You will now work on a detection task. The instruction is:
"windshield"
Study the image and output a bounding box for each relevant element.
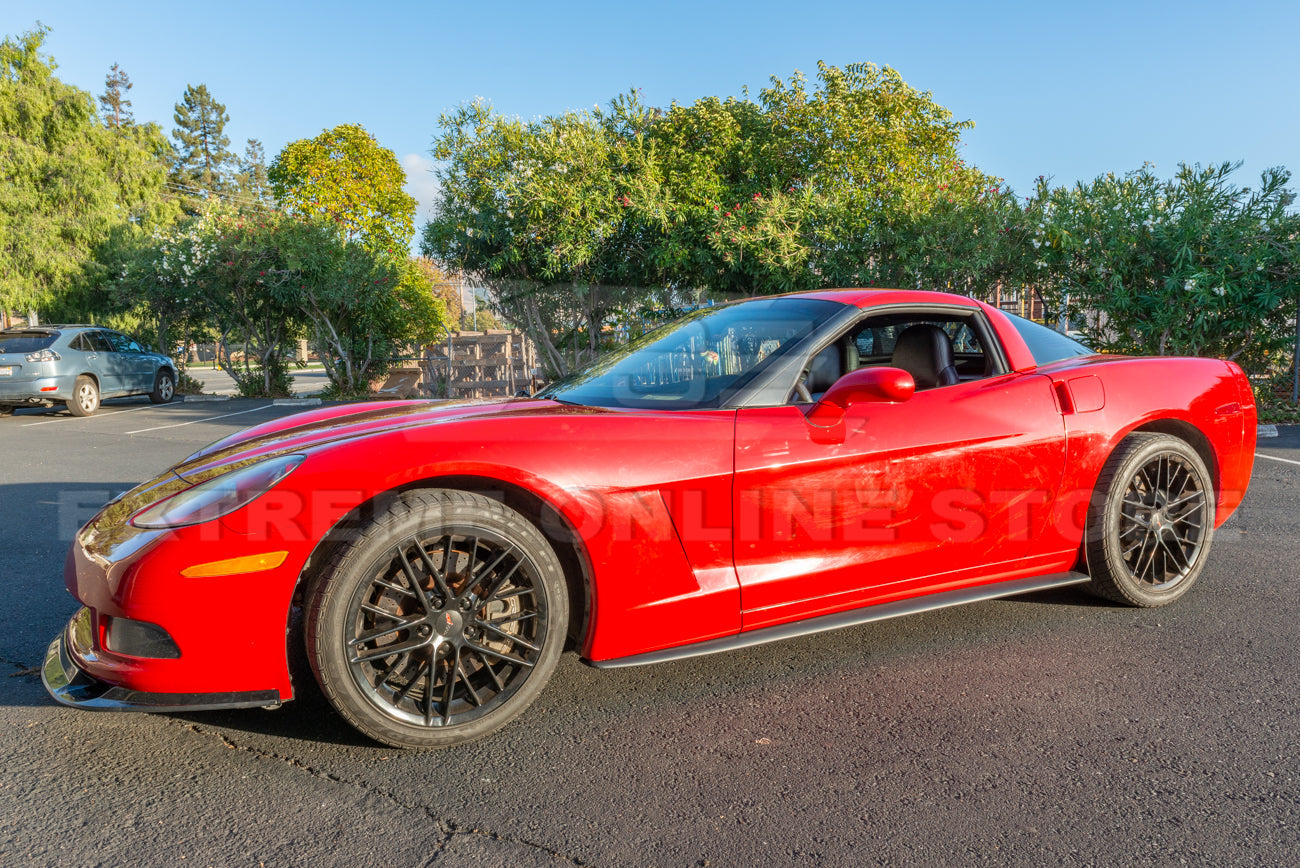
[539,298,844,409]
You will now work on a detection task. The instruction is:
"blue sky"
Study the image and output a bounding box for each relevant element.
[5,0,1297,225]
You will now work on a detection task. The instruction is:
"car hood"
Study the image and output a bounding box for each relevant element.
[173,398,611,480]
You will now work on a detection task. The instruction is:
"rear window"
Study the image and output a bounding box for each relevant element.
[0,332,57,354]
[1005,314,1094,365]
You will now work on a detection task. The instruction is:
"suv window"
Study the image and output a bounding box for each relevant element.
[88,331,116,353]
[0,332,58,354]
[103,331,143,354]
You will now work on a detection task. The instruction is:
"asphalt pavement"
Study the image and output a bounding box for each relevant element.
[187,365,330,397]
[0,403,1297,866]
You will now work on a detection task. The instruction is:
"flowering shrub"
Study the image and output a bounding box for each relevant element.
[1028,162,1299,372]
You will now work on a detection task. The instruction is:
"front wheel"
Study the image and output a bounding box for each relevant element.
[67,376,100,417]
[306,489,568,748]
[1085,433,1214,607]
[150,369,176,404]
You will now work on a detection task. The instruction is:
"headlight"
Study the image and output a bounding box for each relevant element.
[130,455,305,529]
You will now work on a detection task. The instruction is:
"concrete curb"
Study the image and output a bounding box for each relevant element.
[273,398,322,407]
[183,394,231,402]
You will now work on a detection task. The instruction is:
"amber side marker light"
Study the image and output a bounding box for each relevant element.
[181,551,289,578]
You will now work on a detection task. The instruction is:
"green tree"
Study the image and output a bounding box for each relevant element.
[268,124,416,251]
[235,138,272,205]
[423,63,997,375]
[287,235,447,394]
[99,63,133,128]
[171,83,233,193]
[127,206,447,396]
[0,26,174,325]
[424,97,675,374]
[1032,162,1300,369]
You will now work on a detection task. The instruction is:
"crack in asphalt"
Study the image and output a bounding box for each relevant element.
[1,656,38,678]
[178,722,592,867]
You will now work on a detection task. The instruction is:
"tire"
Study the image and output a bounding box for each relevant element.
[1085,433,1214,607]
[150,369,176,404]
[67,376,100,417]
[306,489,568,748]
[0,405,14,417]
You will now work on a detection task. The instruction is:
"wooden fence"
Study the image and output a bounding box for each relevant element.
[419,330,540,399]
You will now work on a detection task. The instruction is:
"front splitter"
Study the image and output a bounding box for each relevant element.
[42,617,280,713]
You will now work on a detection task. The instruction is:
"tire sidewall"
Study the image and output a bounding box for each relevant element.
[151,370,176,403]
[1090,435,1214,606]
[308,491,567,748]
[68,376,99,416]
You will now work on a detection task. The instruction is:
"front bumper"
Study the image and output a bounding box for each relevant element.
[42,608,280,713]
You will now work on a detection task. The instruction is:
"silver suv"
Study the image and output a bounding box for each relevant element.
[0,326,177,417]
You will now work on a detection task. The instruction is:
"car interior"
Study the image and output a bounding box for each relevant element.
[794,312,1000,402]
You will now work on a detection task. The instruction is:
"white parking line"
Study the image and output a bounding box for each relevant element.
[20,404,163,428]
[125,404,273,435]
[1255,452,1300,468]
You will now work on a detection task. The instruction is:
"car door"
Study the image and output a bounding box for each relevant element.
[732,312,1068,631]
[82,331,122,394]
[101,331,155,396]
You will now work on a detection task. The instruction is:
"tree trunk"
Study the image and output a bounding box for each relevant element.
[1293,304,1299,405]
[522,295,567,377]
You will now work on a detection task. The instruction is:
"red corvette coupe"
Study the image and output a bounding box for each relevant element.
[43,290,1256,748]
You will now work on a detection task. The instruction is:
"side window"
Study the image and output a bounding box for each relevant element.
[88,331,116,353]
[846,314,999,383]
[69,334,90,352]
[104,332,136,354]
[1004,313,1093,365]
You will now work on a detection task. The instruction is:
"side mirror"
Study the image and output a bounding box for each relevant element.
[807,366,915,426]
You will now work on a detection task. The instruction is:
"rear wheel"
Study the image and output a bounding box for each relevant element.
[150,369,176,404]
[306,489,567,748]
[67,376,100,417]
[0,405,14,417]
[1085,433,1214,607]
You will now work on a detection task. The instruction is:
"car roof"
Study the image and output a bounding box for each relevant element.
[0,324,102,334]
[786,288,983,309]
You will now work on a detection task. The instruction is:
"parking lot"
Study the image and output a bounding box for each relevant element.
[1,398,1298,866]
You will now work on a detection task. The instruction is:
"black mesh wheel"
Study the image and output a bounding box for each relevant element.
[1085,433,1214,607]
[307,489,567,748]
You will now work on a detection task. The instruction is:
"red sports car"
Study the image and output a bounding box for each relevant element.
[43,290,1256,748]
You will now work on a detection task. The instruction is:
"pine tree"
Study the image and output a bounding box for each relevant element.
[171,83,233,193]
[99,63,133,128]
[235,138,271,205]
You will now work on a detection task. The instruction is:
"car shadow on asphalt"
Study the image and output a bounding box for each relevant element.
[1006,584,1113,607]
[171,684,377,749]
[164,586,1119,747]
